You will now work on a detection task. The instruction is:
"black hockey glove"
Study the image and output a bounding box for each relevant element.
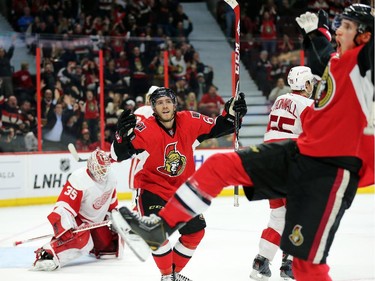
[116,109,136,143]
[317,10,330,31]
[224,92,247,124]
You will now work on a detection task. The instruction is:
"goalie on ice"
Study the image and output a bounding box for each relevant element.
[32,148,124,271]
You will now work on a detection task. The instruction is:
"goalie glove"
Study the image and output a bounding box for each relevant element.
[116,109,136,144]
[296,10,331,41]
[223,92,247,124]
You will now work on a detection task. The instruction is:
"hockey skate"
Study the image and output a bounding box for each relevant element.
[114,206,178,251]
[110,209,151,261]
[280,254,294,280]
[161,273,175,281]
[250,254,272,281]
[31,248,59,271]
[175,272,193,281]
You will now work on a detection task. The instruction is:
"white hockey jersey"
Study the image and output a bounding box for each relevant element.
[264,93,313,142]
[49,167,118,232]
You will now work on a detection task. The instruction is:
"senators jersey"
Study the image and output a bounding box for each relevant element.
[298,37,373,162]
[121,111,234,201]
[129,105,154,189]
[49,167,118,231]
[264,93,313,142]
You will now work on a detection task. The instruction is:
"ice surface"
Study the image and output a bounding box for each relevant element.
[0,195,374,280]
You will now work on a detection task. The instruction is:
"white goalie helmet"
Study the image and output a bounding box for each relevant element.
[87,148,111,183]
[287,66,316,92]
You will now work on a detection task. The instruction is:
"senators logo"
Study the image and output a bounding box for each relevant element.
[314,66,335,109]
[289,224,304,246]
[157,142,187,177]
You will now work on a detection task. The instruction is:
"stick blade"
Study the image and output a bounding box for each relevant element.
[68,143,80,162]
[223,0,238,9]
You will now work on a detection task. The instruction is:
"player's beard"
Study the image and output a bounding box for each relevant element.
[158,111,175,123]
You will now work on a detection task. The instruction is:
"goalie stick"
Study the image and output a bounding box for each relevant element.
[13,220,111,246]
[224,0,241,207]
[68,143,88,162]
[14,213,150,262]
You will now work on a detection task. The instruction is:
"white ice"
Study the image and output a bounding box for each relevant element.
[0,194,374,281]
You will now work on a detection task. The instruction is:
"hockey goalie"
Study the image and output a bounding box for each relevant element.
[32,148,124,271]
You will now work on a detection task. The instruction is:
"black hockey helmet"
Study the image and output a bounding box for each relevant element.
[149,87,177,108]
[341,4,374,33]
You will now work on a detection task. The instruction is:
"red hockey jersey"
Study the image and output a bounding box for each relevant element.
[297,45,373,161]
[129,111,232,201]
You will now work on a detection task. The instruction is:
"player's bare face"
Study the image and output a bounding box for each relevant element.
[335,19,357,56]
[154,96,176,125]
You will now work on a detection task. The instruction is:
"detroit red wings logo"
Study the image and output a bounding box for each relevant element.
[92,190,112,210]
[157,142,187,177]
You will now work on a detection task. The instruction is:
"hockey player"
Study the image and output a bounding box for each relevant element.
[32,148,123,271]
[112,4,374,281]
[111,87,247,281]
[129,85,159,191]
[250,66,315,281]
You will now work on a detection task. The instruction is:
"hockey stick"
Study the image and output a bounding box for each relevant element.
[224,0,241,207]
[68,143,88,162]
[13,220,111,246]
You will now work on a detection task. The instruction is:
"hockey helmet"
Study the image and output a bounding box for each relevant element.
[87,148,111,183]
[341,4,373,33]
[146,85,160,104]
[149,87,177,108]
[287,66,315,92]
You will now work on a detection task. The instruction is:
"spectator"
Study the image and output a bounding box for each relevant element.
[170,47,187,81]
[148,49,166,87]
[191,72,208,102]
[171,4,193,38]
[104,59,128,94]
[17,6,33,32]
[269,56,283,85]
[0,36,16,97]
[12,62,35,103]
[268,78,291,104]
[83,90,99,142]
[0,95,27,151]
[277,34,295,54]
[259,11,277,56]
[42,102,72,151]
[75,128,92,151]
[198,85,225,117]
[41,60,56,89]
[129,46,149,97]
[185,91,198,111]
[254,50,272,98]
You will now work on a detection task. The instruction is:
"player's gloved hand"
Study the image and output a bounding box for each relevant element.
[116,109,136,143]
[58,228,74,242]
[233,92,247,118]
[296,10,331,41]
[296,11,319,35]
[224,92,247,123]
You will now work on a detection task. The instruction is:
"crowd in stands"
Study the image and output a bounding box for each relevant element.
[0,0,228,153]
[216,0,356,99]
[0,0,363,153]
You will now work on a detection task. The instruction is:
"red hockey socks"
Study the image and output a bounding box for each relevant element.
[173,230,205,273]
[293,258,332,281]
[152,240,173,275]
